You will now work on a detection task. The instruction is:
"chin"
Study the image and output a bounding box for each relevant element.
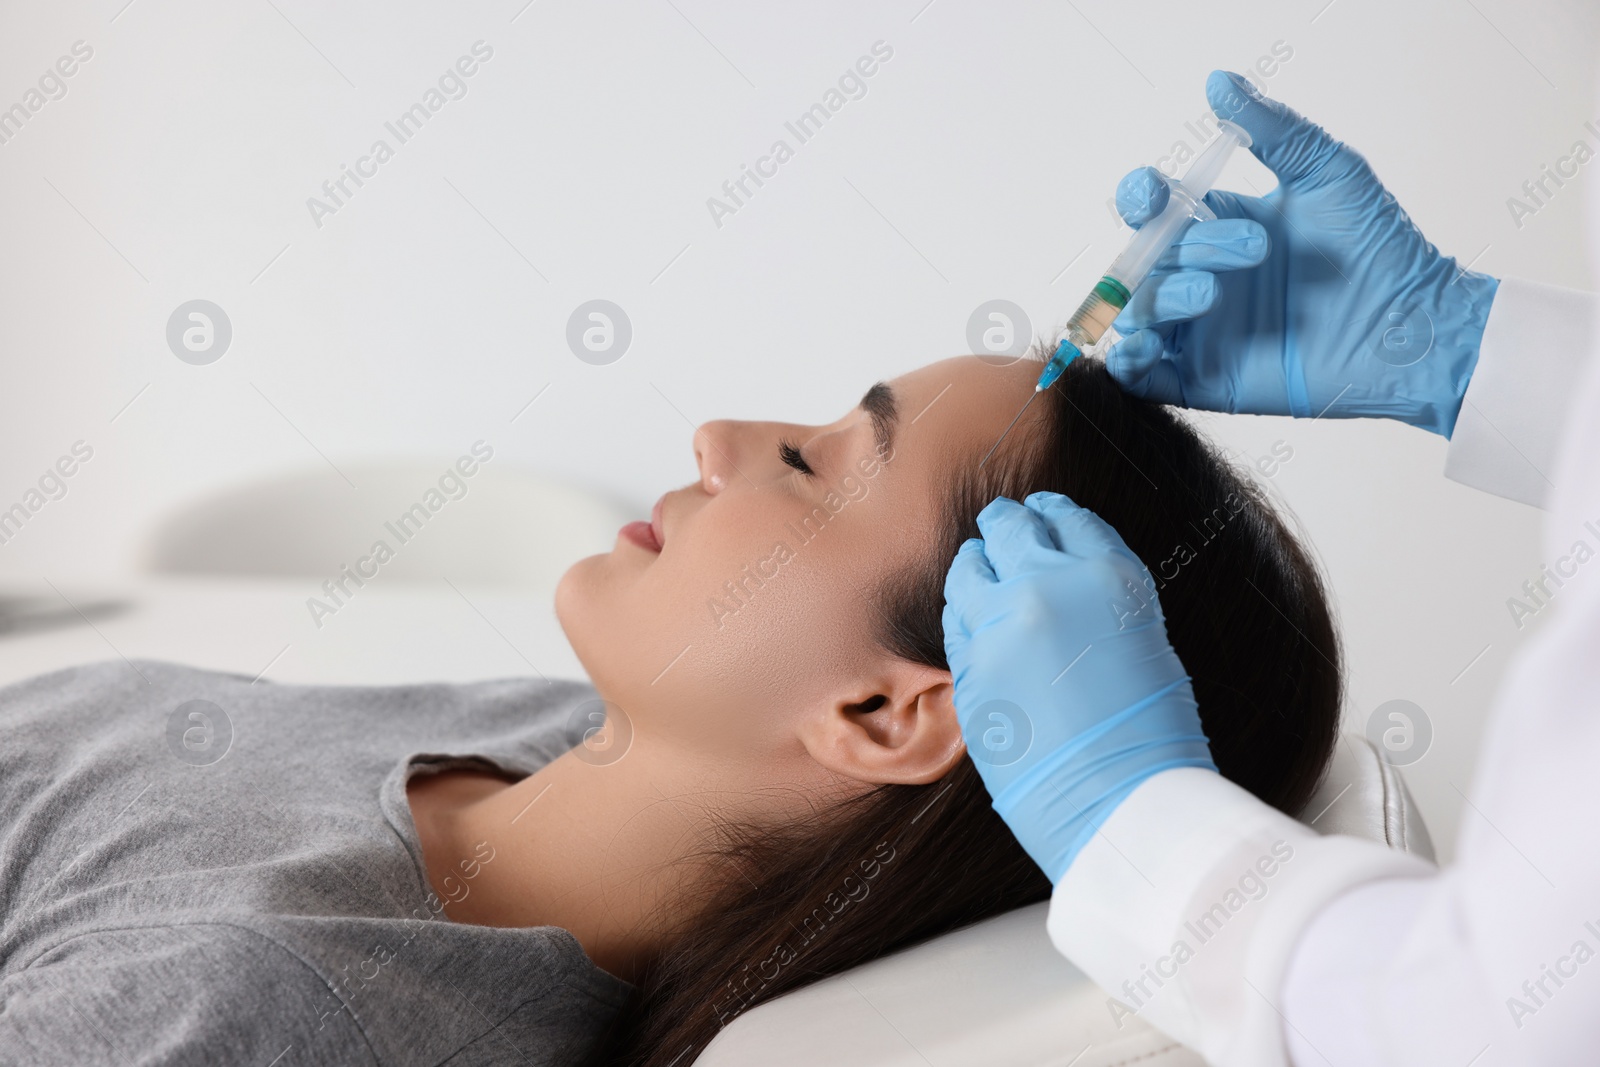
[554,554,621,687]
[553,555,599,638]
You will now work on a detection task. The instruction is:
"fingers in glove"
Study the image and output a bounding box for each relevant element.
[1206,69,1341,186]
[1114,271,1219,333]
[1115,166,1170,228]
[973,497,1064,582]
[1104,329,1186,406]
[1152,218,1269,272]
[1023,492,1143,566]
[943,536,997,614]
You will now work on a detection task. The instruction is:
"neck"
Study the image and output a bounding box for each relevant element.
[412,731,824,982]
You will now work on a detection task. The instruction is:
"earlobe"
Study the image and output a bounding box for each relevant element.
[798,668,966,787]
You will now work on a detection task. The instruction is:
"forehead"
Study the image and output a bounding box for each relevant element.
[882,356,1045,466]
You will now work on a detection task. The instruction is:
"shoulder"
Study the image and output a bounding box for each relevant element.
[0,660,258,736]
[4,923,378,1066]
[1,658,255,700]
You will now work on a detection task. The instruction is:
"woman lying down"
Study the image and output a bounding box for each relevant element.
[0,351,1340,1067]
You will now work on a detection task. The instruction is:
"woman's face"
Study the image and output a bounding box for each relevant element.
[555,355,1043,768]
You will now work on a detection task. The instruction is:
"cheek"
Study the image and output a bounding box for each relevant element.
[674,498,918,726]
[561,525,867,734]
[555,488,921,756]
[686,539,866,703]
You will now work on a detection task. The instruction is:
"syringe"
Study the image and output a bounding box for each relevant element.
[979,119,1253,467]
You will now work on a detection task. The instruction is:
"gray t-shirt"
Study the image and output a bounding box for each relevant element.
[0,659,633,1066]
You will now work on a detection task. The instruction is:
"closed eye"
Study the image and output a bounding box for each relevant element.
[777,438,815,477]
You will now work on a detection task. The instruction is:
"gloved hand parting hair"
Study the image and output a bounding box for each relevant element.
[941,492,1216,882]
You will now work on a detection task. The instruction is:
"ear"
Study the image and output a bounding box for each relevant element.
[795,662,965,786]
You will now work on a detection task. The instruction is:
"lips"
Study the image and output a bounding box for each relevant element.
[619,494,668,554]
[619,520,660,553]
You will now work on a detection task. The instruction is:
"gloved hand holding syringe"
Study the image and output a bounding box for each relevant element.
[980,119,1252,466]
[951,65,1502,887]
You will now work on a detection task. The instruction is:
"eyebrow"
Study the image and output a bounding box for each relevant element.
[860,381,897,457]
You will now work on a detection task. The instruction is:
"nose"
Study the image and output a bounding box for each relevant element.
[693,419,741,494]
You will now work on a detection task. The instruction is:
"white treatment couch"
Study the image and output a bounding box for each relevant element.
[2,463,1436,1067]
[696,731,1435,1066]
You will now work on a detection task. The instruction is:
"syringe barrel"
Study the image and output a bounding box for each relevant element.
[1181,119,1250,201]
[1103,120,1251,293]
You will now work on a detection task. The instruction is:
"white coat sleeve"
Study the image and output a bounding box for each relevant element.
[1044,770,1431,1067]
[1443,278,1596,508]
[1046,278,1600,1067]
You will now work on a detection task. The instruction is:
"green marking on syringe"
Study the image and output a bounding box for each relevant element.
[1094,276,1131,308]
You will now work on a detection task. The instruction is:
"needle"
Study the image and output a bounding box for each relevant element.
[978,335,1080,470]
[978,388,1040,469]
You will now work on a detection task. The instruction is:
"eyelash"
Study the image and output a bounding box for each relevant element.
[777,439,815,477]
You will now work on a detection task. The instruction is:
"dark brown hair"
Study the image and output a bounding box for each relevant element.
[588,353,1341,1065]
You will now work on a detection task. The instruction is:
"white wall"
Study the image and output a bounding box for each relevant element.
[1,0,1596,860]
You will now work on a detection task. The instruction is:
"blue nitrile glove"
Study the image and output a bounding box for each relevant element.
[1105,70,1500,437]
[941,492,1216,882]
